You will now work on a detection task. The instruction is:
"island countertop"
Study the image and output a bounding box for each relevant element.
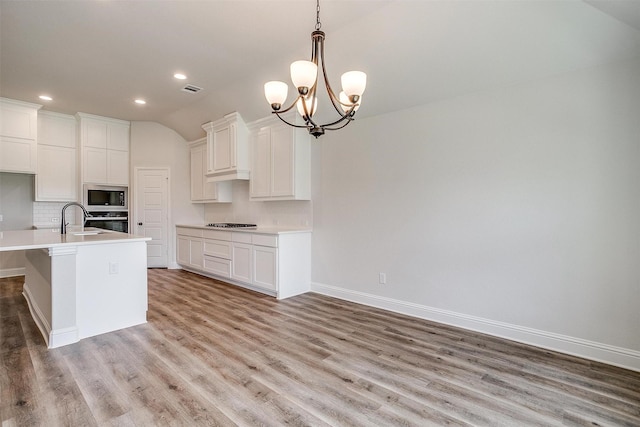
[0,228,151,252]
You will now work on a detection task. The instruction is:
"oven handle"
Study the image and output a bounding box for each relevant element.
[86,217,128,221]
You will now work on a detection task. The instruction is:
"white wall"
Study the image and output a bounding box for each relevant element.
[129,121,203,267]
[311,58,640,370]
[0,172,34,276]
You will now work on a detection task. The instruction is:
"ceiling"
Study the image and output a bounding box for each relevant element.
[1,0,639,142]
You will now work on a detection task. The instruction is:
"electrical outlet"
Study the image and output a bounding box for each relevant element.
[109,262,119,275]
[379,272,387,285]
[0,214,3,222]
[51,217,59,222]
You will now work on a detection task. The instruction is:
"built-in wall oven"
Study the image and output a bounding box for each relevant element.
[83,185,128,232]
[85,211,128,233]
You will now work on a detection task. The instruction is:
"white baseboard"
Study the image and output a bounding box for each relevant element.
[24,282,79,348]
[49,326,80,349]
[311,282,640,373]
[0,267,25,278]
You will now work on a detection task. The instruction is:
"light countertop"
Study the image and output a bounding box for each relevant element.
[0,228,151,252]
[176,224,312,235]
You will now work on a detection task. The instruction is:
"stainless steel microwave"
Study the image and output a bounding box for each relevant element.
[84,185,128,211]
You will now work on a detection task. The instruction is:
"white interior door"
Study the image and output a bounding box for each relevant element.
[135,168,169,267]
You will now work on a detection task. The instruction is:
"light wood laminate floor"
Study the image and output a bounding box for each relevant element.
[1,269,639,426]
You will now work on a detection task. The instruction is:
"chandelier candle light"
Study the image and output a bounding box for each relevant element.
[264,0,367,138]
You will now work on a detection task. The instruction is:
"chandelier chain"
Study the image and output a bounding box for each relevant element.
[315,0,321,30]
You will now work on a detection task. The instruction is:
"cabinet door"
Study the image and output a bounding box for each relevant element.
[270,124,295,197]
[189,238,204,269]
[0,101,38,140]
[38,113,76,148]
[83,119,108,148]
[0,136,37,173]
[202,146,218,200]
[231,242,252,283]
[191,143,218,202]
[211,126,233,173]
[107,150,129,185]
[177,235,190,266]
[36,145,77,201]
[204,239,232,259]
[83,147,107,183]
[108,123,130,151]
[190,145,204,201]
[203,255,231,278]
[253,245,277,291]
[250,129,271,198]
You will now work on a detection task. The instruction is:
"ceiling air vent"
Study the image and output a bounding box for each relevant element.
[181,84,203,94]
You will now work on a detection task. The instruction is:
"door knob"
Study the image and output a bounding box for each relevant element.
[138,222,143,226]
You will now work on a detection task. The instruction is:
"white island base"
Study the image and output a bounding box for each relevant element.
[13,234,149,348]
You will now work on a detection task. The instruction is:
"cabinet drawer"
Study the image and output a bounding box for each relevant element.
[176,227,204,238]
[204,239,232,259]
[232,232,252,244]
[252,234,278,248]
[203,255,231,278]
[203,229,231,241]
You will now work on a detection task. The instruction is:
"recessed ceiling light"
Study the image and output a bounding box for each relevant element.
[39,95,53,101]
[174,73,187,80]
[134,99,146,105]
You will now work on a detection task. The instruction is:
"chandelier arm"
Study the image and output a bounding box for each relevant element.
[323,118,354,131]
[316,33,348,116]
[319,110,355,129]
[275,100,299,115]
[272,111,312,130]
[308,84,319,118]
[302,105,321,129]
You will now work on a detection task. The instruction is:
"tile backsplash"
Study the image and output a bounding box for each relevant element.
[204,181,312,227]
[33,202,77,227]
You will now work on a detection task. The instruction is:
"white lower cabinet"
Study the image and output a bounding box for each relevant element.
[253,245,277,291]
[203,256,231,278]
[176,228,203,270]
[203,229,232,278]
[231,242,252,284]
[176,226,310,299]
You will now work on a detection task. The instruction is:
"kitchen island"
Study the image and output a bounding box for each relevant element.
[0,228,151,348]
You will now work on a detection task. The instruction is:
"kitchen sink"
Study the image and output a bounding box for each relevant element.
[72,231,104,236]
[71,227,109,236]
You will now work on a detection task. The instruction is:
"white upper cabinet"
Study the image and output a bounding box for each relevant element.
[0,97,41,174]
[249,115,310,201]
[189,138,232,203]
[36,111,77,202]
[38,110,76,148]
[202,112,249,182]
[77,112,130,186]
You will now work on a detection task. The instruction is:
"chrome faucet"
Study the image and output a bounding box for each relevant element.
[61,202,93,234]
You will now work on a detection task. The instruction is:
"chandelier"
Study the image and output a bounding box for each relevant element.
[264,0,367,138]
